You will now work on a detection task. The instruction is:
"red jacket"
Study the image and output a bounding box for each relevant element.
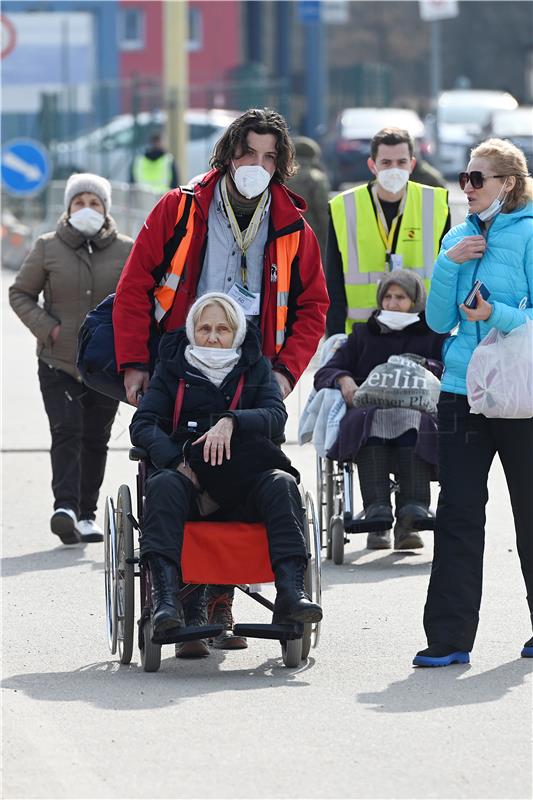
[113,169,329,386]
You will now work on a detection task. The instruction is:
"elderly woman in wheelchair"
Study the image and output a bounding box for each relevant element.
[313,270,448,551]
[129,292,322,651]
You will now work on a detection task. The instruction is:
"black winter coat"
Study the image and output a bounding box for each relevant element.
[130,324,288,473]
[314,311,448,391]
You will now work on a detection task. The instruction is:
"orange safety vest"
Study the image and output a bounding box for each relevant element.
[153,189,301,352]
[153,190,196,323]
[274,231,300,353]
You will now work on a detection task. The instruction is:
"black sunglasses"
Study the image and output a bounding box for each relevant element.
[458,171,507,190]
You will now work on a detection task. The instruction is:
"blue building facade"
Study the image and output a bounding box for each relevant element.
[2,1,120,147]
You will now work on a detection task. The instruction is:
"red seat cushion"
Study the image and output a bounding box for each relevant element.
[181,521,275,584]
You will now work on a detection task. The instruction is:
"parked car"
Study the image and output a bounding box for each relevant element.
[52,108,240,184]
[322,107,430,189]
[484,107,533,171]
[433,90,518,178]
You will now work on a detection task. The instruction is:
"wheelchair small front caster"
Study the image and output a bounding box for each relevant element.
[331,515,345,565]
[281,637,303,668]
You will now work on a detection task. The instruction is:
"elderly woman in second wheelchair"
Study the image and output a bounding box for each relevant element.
[129,292,322,651]
[314,270,448,551]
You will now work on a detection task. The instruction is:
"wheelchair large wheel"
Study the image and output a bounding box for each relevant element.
[281,637,303,668]
[324,459,334,560]
[316,456,334,558]
[104,496,118,654]
[316,456,324,539]
[331,515,345,565]
[301,490,322,658]
[116,485,135,665]
[139,618,161,673]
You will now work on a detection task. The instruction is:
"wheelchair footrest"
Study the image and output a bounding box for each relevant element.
[412,517,436,531]
[233,623,303,641]
[152,624,224,645]
[345,518,393,533]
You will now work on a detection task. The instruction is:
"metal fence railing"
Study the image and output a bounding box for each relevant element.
[2,181,467,273]
[1,182,163,271]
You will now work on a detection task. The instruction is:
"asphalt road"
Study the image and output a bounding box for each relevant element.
[1,256,531,799]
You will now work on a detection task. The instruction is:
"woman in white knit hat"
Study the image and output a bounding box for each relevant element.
[9,173,133,545]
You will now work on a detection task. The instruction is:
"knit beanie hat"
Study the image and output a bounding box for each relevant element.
[185,292,247,348]
[64,173,112,215]
[376,269,427,312]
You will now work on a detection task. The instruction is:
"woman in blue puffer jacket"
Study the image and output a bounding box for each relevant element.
[413,138,533,667]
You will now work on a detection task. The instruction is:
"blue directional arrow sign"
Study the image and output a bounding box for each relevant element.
[1,138,51,196]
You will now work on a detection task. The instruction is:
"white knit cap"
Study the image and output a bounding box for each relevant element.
[186,292,247,348]
[64,173,112,215]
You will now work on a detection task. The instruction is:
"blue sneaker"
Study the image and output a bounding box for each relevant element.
[521,637,533,658]
[413,645,470,667]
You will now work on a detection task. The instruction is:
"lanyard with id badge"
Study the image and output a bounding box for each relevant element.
[371,183,406,271]
[221,177,269,315]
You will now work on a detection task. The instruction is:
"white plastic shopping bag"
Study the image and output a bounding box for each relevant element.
[466,319,533,418]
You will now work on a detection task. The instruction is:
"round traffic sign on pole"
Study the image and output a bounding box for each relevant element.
[1,14,16,60]
[1,138,51,197]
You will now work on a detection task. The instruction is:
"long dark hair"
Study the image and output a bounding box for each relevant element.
[210,108,296,182]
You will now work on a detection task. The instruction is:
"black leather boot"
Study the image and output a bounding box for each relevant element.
[176,586,210,658]
[148,555,184,634]
[273,559,323,623]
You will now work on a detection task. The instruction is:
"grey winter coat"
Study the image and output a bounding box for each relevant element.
[9,214,133,380]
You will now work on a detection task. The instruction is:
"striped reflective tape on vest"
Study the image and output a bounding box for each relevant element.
[274,231,300,352]
[421,184,440,277]
[153,192,196,323]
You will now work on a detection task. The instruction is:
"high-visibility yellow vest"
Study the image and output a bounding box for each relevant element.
[133,153,174,193]
[330,181,449,332]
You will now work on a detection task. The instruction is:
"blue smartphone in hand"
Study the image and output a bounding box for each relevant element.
[463,280,490,309]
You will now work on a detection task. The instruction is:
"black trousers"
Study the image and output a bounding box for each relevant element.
[140,468,308,572]
[423,392,533,651]
[38,360,119,519]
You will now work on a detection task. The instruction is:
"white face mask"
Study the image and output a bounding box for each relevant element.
[189,345,237,362]
[69,207,105,237]
[185,344,240,387]
[376,168,410,194]
[232,162,272,199]
[477,180,508,222]
[377,310,419,331]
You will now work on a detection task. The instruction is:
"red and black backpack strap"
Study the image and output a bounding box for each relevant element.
[172,378,186,431]
[172,373,245,431]
[228,374,245,410]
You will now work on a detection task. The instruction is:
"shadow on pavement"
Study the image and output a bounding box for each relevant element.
[2,654,314,711]
[321,550,431,589]
[0,545,101,578]
[358,659,532,712]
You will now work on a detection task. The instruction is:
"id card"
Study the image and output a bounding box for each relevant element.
[390,253,403,270]
[228,283,261,315]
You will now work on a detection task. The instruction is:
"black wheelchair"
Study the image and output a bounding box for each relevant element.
[316,454,436,565]
[104,447,322,671]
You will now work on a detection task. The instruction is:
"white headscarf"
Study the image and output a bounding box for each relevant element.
[184,292,247,387]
